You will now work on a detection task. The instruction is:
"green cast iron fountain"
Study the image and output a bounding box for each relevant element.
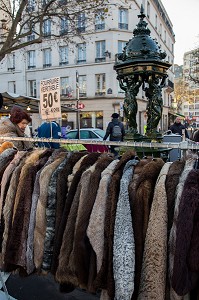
[114,4,171,141]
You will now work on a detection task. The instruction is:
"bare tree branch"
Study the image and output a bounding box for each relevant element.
[0,0,111,61]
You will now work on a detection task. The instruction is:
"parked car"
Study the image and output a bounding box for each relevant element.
[65,128,109,152]
[65,128,107,140]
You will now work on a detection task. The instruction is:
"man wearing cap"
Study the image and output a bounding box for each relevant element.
[103,113,125,157]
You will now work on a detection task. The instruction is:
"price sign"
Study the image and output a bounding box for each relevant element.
[40,77,61,120]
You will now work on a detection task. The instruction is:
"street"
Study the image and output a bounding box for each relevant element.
[4,273,100,300]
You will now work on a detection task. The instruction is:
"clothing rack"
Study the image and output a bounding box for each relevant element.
[0,136,199,151]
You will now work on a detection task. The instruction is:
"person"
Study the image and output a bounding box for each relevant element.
[37,120,61,149]
[192,129,199,142]
[0,105,33,150]
[169,117,189,138]
[103,112,125,157]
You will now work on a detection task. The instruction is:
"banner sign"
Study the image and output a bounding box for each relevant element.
[40,77,61,120]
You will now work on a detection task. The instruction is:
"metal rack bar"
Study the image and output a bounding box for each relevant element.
[0,136,199,151]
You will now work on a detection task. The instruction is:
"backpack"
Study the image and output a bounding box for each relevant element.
[112,124,122,138]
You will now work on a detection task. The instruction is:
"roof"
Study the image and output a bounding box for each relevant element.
[0,92,78,114]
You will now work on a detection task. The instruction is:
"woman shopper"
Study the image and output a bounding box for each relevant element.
[0,105,33,150]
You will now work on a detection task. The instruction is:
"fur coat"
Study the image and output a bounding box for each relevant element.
[51,151,88,275]
[55,152,101,285]
[71,155,113,292]
[26,150,53,275]
[138,162,171,300]
[0,151,26,222]
[113,159,139,300]
[42,157,69,271]
[87,159,119,273]
[2,153,30,268]
[0,148,17,186]
[94,150,136,299]
[3,150,45,271]
[130,158,165,299]
[33,152,66,271]
[169,159,195,300]
[172,168,199,296]
[56,163,97,286]
[54,152,100,280]
[165,160,185,300]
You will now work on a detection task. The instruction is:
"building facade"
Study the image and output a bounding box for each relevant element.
[0,0,175,133]
[181,49,199,128]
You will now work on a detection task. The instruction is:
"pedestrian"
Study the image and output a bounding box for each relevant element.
[169,117,189,138]
[103,113,125,157]
[0,105,33,150]
[37,120,62,149]
[192,129,199,142]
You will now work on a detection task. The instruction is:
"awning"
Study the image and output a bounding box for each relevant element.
[0,92,78,114]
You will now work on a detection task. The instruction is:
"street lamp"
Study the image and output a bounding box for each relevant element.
[114,5,171,140]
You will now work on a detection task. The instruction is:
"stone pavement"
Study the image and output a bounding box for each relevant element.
[4,273,100,300]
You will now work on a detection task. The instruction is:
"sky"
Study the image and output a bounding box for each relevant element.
[161,0,199,65]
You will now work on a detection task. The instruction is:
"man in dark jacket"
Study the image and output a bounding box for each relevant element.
[169,117,189,138]
[103,113,125,157]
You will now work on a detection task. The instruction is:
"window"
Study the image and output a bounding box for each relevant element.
[95,73,106,96]
[95,11,105,30]
[155,14,157,29]
[119,8,128,30]
[8,81,16,93]
[60,77,70,96]
[28,80,37,97]
[77,43,86,63]
[7,53,15,71]
[77,13,86,33]
[159,23,162,37]
[118,41,127,53]
[60,17,68,35]
[27,50,36,69]
[43,19,51,37]
[79,75,87,97]
[147,1,150,18]
[59,46,68,65]
[164,30,166,43]
[43,48,51,67]
[27,0,35,11]
[95,41,105,62]
[27,24,35,41]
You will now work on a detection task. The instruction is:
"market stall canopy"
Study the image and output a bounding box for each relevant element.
[0,92,78,114]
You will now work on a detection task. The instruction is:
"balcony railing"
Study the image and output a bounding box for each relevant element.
[95,91,106,96]
[95,57,106,63]
[118,23,128,30]
[59,61,69,66]
[77,59,86,64]
[43,63,52,68]
[7,67,15,71]
[95,23,105,31]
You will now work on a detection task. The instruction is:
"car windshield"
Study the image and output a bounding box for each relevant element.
[93,129,105,138]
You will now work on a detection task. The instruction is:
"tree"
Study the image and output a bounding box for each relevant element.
[173,78,187,112]
[0,0,110,62]
[189,48,199,85]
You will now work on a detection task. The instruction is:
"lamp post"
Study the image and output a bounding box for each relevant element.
[114,5,171,140]
[76,70,80,139]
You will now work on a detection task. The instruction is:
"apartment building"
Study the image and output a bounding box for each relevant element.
[181,49,199,128]
[0,0,175,133]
